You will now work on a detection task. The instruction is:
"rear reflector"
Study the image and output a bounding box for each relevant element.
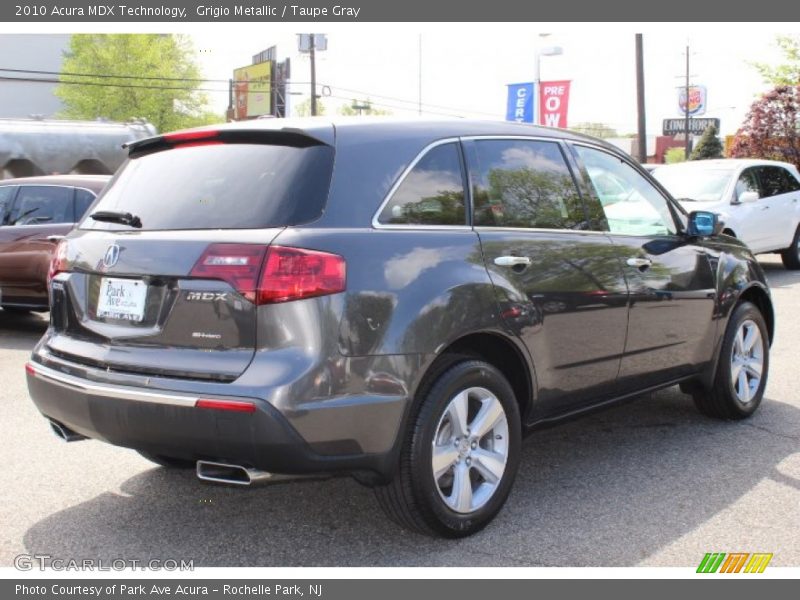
[195,399,256,413]
[25,363,36,376]
[190,244,346,305]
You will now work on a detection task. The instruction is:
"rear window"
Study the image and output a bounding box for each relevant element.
[80,143,334,231]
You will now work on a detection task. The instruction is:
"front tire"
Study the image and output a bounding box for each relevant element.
[375,360,521,538]
[692,301,769,420]
[780,225,800,270]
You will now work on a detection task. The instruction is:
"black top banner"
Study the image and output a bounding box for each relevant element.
[3,0,800,22]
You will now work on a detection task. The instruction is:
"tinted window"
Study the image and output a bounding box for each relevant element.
[0,186,16,224]
[81,143,334,231]
[470,139,584,229]
[758,166,799,197]
[10,186,72,225]
[735,168,761,200]
[377,143,466,226]
[74,188,96,220]
[574,145,676,236]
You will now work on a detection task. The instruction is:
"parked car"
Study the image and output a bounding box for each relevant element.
[26,120,773,537]
[0,175,110,312]
[652,159,800,268]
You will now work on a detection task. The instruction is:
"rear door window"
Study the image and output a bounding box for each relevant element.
[9,185,73,225]
[467,139,586,230]
[81,143,334,231]
[757,166,800,197]
[376,142,467,226]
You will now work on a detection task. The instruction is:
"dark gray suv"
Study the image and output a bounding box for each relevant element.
[26,119,774,537]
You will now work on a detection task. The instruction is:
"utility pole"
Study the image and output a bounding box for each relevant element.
[310,34,317,116]
[684,44,691,159]
[635,34,647,163]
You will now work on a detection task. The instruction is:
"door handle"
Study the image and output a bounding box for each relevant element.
[626,257,652,269]
[46,235,65,243]
[760,205,770,210]
[494,256,532,267]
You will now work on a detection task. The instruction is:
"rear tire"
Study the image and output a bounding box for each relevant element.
[1,306,31,315]
[375,360,521,538]
[780,225,800,270]
[692,301,769,420]
[137,451,195,469]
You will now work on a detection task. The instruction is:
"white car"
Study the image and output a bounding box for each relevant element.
[652,159,800,269]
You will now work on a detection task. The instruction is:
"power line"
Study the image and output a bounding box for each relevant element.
[0,66,228,84]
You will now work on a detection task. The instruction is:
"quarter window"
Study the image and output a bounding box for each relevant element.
[736,168,761,200]
[74,188,97,220]
[377,143,466,226]
[574,145,676,236]
[470,139,585,229]
[9,186,72,226]
[0,186,16,224]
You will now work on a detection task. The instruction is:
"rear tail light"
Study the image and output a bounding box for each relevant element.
[48,239,69,284]
[190,244,346,305]
[258,246,346,304]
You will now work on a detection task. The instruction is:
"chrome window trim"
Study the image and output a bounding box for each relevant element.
[472,225,609,237]
[371,137,465,230]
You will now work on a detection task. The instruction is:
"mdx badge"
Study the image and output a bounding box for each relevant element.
[186,292,228,302]
[102,244,120,268]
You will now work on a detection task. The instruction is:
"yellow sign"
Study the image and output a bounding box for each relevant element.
[233,61,271,119]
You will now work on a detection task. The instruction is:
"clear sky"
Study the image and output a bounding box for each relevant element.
[188,23,799,136]
[15,21,799,136]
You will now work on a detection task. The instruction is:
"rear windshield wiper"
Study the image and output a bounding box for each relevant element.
[90,210,142,228]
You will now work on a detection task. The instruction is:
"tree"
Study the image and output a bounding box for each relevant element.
[754,36,800,86]
[570,122,618,139]
[690,124,724,160]
[338,99,392,116]
[56,34,220,132]
[293,98,326,117]
[729,85,800,169]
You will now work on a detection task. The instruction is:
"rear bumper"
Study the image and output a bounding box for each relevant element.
[26,360,402,480]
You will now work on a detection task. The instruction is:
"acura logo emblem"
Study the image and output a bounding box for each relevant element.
[103,244,120,268]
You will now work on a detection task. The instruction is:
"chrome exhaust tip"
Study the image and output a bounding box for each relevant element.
[195,460,274,486]
[49,420,87,442]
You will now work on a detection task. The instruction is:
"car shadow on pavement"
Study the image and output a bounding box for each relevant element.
[21,388,800,567]
[759,260,800,288]
[0,310,47,350]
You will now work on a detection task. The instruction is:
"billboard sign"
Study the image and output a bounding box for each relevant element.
[539,80,571,128]
[233,61,271,119]
[506,82,534,123]
[678,85,707,116]
[663,117,720,136]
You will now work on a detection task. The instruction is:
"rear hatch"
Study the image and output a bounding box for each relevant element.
[46,126,336,381]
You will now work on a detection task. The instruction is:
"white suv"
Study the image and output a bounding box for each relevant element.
[653,159,800,269]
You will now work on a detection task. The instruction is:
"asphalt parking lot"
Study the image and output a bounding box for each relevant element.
[1,255,798,568]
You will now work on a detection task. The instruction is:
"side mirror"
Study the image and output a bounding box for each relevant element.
[687,210,723,238]
[736,191,759,204]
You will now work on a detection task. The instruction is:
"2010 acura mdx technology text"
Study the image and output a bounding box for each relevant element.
[26,119,774,537]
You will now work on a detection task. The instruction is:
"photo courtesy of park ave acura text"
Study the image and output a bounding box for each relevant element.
[0,11,799,577]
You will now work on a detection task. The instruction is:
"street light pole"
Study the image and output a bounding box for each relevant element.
[534,35,563,126]
[310,34,317,117]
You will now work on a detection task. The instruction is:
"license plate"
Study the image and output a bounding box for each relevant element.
[96,277,147,322]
